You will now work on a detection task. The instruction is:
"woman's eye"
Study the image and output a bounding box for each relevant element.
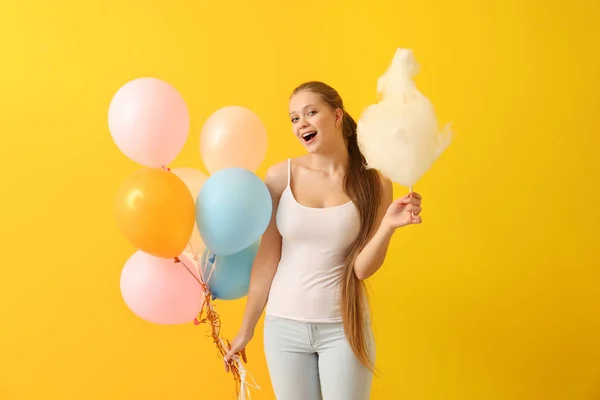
[291,117,299,123]
[307,110,316,116]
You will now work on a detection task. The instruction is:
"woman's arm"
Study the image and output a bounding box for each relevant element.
[353,174,422,280]
[238,161,287,335]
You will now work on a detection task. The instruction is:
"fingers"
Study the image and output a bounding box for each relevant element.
[401,197,421,206]
[223,347,248,372]
[394,194,411,204]
[223,345,234,372]
[407,205,422,215]
[394,192,422,204]
[223,357,231,372]
[223,353,235,372]
[411,214,422,224]
[396,196,420,206]
[224,350,231,372]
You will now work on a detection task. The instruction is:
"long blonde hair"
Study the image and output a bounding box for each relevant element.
[291,81,382,371]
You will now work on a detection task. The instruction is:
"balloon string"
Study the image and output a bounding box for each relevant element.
[174,254,260,399]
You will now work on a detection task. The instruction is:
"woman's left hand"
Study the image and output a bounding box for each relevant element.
[382,192,422,231]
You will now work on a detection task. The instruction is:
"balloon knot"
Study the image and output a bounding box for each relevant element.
[161,165,171,171]
[173,257,181,263]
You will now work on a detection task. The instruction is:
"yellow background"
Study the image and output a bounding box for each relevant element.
[1,0,599,399]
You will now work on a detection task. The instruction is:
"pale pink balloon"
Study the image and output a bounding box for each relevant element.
[200,106,268,174]
[109,77,190,168]
[120,251,203,325]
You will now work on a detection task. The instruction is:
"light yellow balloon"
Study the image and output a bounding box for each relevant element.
[199,106,268,174]
[171,167,208,256]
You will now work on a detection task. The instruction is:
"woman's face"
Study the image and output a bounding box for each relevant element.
[288,90,342,153]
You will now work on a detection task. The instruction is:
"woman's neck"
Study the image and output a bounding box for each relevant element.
[308,143,349,175]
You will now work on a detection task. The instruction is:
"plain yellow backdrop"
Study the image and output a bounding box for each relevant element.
[1,0,599,399]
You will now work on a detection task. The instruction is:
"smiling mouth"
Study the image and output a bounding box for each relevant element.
[302,131,317,143]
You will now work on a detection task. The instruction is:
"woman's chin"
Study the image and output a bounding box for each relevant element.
[301,136,320,152]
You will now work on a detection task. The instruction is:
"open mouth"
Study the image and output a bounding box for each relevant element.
[302,131,317,143]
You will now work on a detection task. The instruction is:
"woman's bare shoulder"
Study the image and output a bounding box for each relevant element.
[287,155,313,175]
[264,159,289,196]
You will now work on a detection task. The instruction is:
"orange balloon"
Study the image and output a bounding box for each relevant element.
[114,168,196,258]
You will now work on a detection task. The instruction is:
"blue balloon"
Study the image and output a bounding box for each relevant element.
[196,167,272,255]
[200,241,260,300]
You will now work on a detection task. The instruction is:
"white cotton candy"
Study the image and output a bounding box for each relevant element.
[356,48,452,188]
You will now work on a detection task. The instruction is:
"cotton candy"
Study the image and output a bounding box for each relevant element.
[356,48,452,188]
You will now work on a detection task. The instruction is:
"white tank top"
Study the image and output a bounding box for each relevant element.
[265,159,361,323]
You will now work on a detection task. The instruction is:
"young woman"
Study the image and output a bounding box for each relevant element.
[224,81,423,399]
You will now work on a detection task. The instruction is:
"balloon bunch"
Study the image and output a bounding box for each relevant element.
[109,77,270,399]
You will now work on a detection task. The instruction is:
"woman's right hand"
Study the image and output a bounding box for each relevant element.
[223,328,253,372]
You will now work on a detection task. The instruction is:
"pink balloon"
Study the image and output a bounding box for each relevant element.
[109,77,190,168]
[120,251,203,325]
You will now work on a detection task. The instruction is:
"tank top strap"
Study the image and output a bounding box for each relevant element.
[287,158,291,187]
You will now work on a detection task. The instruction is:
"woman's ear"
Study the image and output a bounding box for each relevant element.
[335,108,344,127]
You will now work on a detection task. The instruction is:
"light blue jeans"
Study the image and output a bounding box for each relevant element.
[263,315,375,400]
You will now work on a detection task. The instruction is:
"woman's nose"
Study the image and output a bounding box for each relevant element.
[298,117,309,128]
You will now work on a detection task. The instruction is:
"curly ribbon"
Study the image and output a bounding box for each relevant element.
[174,253,260,399]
